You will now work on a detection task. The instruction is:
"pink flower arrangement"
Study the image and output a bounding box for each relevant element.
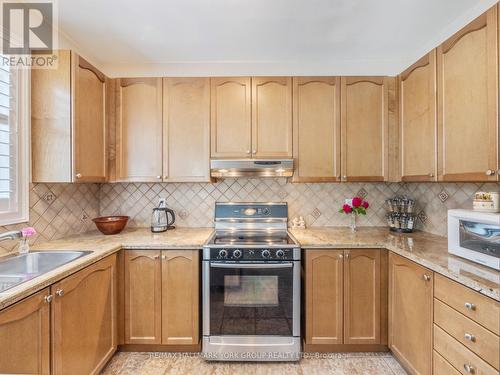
[339,197,369,215]
[21,227,36,237]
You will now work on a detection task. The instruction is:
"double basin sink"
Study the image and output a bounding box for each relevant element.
[0,251,92,293]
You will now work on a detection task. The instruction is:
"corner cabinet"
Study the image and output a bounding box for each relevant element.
[389,253,433,375]
[437,6,498,181]
[340,77,389,182]
[124,249,200,347]
[292,77,341,182]
[115,78,163,182]
[304,249,388,350]
[210,77,293,159]
[32,50,107,183]
[399,51,438,182]
[0,288,51,374]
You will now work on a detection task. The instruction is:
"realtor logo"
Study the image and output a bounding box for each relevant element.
[2,1,53,54]
[1,0,58,67]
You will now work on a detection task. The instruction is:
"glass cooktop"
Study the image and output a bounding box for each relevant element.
[210,232,297,246]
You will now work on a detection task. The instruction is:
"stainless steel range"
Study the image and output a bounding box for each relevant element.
[202,202,301,361]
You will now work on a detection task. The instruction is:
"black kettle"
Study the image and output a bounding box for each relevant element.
[151,199,175,233]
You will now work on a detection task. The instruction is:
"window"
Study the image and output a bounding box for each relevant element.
[0,58,29,225]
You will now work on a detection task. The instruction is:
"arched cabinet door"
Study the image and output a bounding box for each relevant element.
[341,76,389,182]
[399,52,437,182]
[124,250,162,344]
[210,77,252,158]
[161,250,200,345]
[437,6,498,181]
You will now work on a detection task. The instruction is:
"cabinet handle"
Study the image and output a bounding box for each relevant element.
[464,302,476,311]
[44,295,53,303]
[55,289,64,297]
[422,274,431,281]
[485,169,495,176]
[463,364,475,374]
[75,173,82,179]
[464,333,476,342]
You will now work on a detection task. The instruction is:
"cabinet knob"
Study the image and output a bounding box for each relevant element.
[464,333,476,342]
[464,302,476,311]
[55,289,64,297]
[345,252,350,259]
[156,175,161,179]
[252,150,256,154]
[463,364,475,374]
[428,173,434,177]
[422,274,431,281]
[339,254,343,259]
[343,175,347,179]
[44,295,53,303]
[161,255,166,260]
[154,255,160,259]
[246,150,251,154]
[485,169,495,176]
[75,173,82,179]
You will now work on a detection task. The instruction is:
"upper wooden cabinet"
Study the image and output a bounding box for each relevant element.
[341,77,389,181]
[399,51,438,182]
[51,254,116,375]
[163,78,210,182]
[252,77,293,158]
[389,253,433,375]
[211,77,252,158]
[293,77,341,182]
[437,6,498,181]
[116,78,163,182]
[210,77,293,159]
[0,288,51,375]
[32,50,107,182]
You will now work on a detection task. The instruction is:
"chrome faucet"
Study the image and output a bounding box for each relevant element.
[0,230,23,242]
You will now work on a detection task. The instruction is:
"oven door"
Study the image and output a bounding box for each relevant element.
[203,261,300,337]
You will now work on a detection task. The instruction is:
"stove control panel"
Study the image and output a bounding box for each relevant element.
[209,248,296,261]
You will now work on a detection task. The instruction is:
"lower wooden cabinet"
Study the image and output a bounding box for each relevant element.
[52,254,117,375]
[124,249,200,347]
[304,248,388,350]
[0,288,51,374]
[389,253,433,375]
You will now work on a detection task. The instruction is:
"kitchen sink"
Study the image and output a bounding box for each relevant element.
[0,251,92,293]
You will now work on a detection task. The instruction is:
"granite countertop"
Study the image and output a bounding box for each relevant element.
[291,227,499,301]
[0,226,498,311]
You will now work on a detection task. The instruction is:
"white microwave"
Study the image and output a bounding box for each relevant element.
[448,209,500,270]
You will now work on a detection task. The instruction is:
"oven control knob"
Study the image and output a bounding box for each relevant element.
[218,249,228,258]
[233,249,242,259]
[276,249,285,258]
[261,249,271,258]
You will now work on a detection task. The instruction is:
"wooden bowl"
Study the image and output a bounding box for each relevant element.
[92,216,129,235]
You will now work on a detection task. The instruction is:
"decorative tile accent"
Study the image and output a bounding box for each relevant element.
[356,188,368,199]
[417,210,428,224]
[438,190,449,202]
[42,190,56,204]
[311,208,321,219]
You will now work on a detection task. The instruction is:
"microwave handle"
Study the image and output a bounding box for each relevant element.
[210,262,293,269]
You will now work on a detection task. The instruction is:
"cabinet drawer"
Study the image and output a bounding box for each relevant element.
[434,325,498,375]
[434,299,499,370]
[434,274,499,334]
[434,351,461,375]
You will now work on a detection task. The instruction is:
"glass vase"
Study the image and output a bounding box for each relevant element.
[349,213,357,232]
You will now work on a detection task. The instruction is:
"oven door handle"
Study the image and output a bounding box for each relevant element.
[210,262,293,269]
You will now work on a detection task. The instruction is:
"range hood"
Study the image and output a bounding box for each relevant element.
[210,159,294,178]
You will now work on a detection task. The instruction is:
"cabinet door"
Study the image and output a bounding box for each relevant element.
[161,250,199,345]
[211,77,251,158]
[116,78,163,182]
[52,254,116,375]
[399,51,438,181]
[344,249,385,345]
[74,54,107,182]
[124,250,162,344]
[341,77,389,181]
[437,7,498,181]
[305,249,343,345]
[251,77,293,158]
[163,78,210,182]
[31,50,72,182]
[0,288,50,374]
[292,77,341,182]
[389,253,433,375]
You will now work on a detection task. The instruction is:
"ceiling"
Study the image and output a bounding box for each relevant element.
[58,0,498,77]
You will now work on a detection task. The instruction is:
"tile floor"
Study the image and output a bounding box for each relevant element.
[101,352,407,375]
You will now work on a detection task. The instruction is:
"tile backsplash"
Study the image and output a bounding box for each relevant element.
[100,179,500,237]
[0,183,100,253]
[0,179,497,254]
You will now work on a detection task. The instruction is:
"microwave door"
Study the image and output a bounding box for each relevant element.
[459,220,500,259]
